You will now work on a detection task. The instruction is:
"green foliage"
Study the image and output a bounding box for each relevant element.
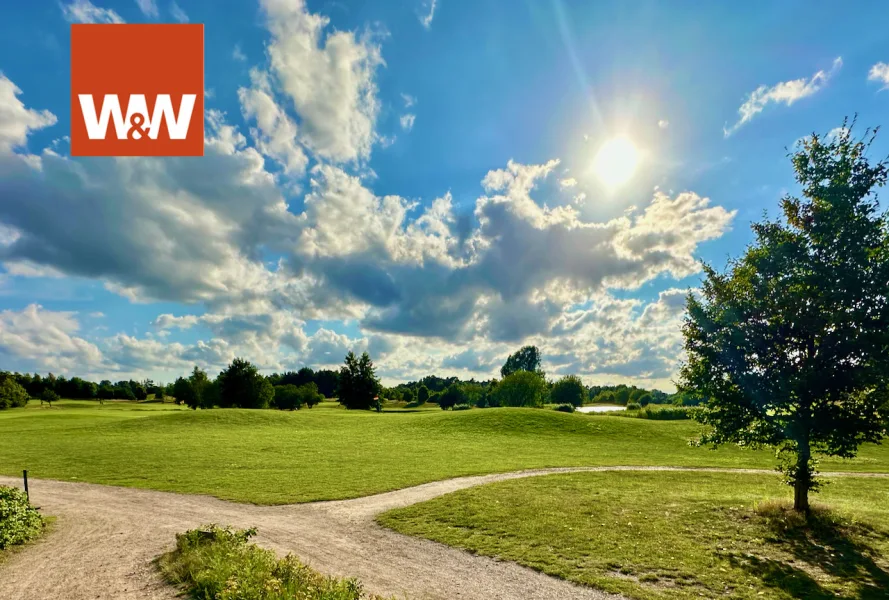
[416,385,429,404]
[0,378,30,409]
[638,393,652,407]
[554,404,575,413]
[158,525,388,600]
[218,358,272,409]
[626,402,641,411]
[180,367,215,410]
[0,486,43,550]
[438,384,468,410]
[338,352,381,411]
[500,345,544,378]
[681,122,889,511]
[40,389,60,406]
[274,383,322,411]
[550,375,585,407]
[491,371,549,407]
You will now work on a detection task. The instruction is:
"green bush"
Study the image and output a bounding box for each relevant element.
[554,404,575,413]
[550,375,585,407]
[40,389,60,406]
[158,525,390,600]
[0,486,44,550]
[491,371,549,407]
[626,402,642,411]
[439,384,468,410]
[452,404,472,411]
[0,379,30,409]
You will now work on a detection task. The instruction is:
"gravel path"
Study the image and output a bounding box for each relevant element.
[1,466,886,600]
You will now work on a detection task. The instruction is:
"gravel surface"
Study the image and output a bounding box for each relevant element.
[0,466,885,600]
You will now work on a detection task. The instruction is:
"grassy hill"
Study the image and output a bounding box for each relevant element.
[0,400,886,504]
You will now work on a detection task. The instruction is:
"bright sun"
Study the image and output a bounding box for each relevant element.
[593,137,639,188]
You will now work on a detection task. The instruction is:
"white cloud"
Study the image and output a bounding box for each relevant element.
[259,0,384,164]
[724,57,842,137]
[233,44,247,62]
[170,1,188,23]
[134,0,158,17]
[238,68,309,176]
[401,93,416,108]
[559,177,577,188]
[399,113,416,131]
[60,0,124,24]
[868,62,889,89]
[419,0,437,29]
[0,73,737,386]
[0,74,58,155]
[0,305,104,372]
[658,119,669,129]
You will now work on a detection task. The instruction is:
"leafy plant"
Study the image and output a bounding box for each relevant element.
[550,375,585,407]
[158,525,390,600]
[0,486,44,550]
[554,404,575,413]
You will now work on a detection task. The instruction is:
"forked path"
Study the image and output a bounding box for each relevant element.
[1,466,886,600]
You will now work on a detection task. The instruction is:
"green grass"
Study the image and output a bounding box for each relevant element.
[379,471,889,600]
[158,525,389,600]
[0,400,886,504]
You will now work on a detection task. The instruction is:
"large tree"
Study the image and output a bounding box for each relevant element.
[338,351,381,410]
[680,124,889,512]
[218,358,273,409]
[500,345,544,378]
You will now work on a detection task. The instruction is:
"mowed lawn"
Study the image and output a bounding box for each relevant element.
[379,471,889,600]
[0,400,887,504]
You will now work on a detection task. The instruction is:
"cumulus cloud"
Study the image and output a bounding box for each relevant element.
[868,62,889,89]
[259,0,384,163]
[559,177,577,188]
[724,57,842,137]
[0,68,734,386]
[60,0,125,23]
[0,305,104,372]
[238,69,309,176]
[0,75,57,156]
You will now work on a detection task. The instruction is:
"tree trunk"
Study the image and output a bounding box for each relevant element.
[793,441,811,513]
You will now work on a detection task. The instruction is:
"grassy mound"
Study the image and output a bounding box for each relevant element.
[1,401,887,504]
[378,471,889,599]
[158,525,389,600]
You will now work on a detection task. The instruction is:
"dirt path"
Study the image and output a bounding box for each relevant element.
[1,466,886,600]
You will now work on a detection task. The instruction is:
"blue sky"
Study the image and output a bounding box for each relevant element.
[0,0,888,388]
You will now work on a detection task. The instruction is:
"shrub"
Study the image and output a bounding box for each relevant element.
[0,486,44,550]
[554,404,575,413]
[626,402,642,411]
[158,525,389,600]
[638,393,652,407]
[452,404,472,411]
[439,384,468,410]
[491,371,549,407]
[416,385,430,405]
[550,375,585,407]
[274,384,303,411]
[0,379,30,409]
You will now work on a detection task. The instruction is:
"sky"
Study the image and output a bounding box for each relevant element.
[1,0,888,389]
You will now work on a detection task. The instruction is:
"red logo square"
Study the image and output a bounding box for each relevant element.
[70,24,204,157]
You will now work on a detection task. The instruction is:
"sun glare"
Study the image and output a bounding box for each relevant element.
[593,137,639,188]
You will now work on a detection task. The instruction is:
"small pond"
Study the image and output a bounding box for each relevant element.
[575,405,627,413]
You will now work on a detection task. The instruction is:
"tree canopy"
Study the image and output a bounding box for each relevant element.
[338,351,381,410]
[500,345,544,378]
[680,123,889,512]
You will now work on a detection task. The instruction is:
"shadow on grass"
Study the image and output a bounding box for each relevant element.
[729,503,889,599]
